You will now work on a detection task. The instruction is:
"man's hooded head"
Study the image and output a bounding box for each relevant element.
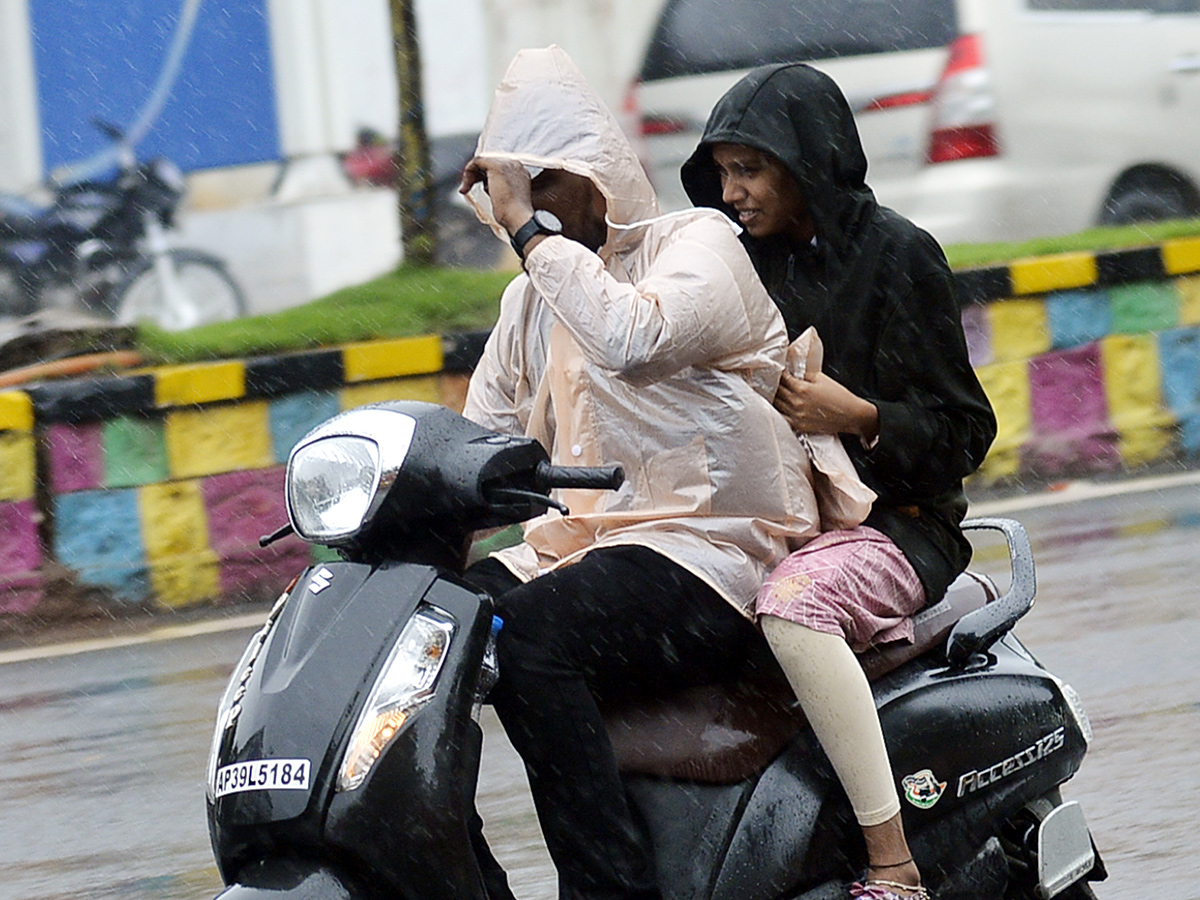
[681,64,874,256]
[466,46,660,251]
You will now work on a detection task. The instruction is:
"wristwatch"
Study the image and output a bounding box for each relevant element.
[509,209,563,259]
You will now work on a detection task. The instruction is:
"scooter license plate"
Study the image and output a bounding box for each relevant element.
[213,758,311,798]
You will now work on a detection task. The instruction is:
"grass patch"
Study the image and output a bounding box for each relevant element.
[943,216,1200,269]
[134,216,1200,365]
[139,264,514,364]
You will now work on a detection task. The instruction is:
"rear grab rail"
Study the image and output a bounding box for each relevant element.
[946,517,1037,668]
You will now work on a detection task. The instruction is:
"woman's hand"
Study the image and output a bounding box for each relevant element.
[774,370,879,442]
[460,156,535,234]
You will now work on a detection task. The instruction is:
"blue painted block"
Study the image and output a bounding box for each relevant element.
[1179,409,1200,457]
[1045,289,1112,349]
[269,392,341,464]
[1159,327,1200,411]
[54,489,148,602]
[1160,328,1200,456]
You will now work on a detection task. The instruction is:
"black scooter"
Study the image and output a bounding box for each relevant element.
[206,400,1107,900]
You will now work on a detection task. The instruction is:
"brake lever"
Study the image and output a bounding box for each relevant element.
[486,487,570,516]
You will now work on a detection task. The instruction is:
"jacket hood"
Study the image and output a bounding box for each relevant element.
[467,46,660,250]
[681,64,874,257]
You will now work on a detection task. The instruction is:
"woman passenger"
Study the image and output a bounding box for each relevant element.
[681,64,997,900]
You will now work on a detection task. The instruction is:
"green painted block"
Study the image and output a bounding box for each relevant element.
[1110,281,1179,335]
[103,416,168,488]
[311,544,341,564]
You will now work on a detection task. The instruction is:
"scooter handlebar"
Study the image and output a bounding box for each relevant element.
[535,462,625,492]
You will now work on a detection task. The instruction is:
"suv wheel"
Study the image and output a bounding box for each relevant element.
[1100,174,1196,226]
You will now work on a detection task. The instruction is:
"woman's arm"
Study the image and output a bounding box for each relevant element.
[774,369,879,443]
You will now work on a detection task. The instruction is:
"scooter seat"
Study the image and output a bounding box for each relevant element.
[603,571,995,784]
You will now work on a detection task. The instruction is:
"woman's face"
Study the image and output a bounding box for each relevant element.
[710,143,814,246]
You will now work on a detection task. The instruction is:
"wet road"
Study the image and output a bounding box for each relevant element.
[0,476,1197,900]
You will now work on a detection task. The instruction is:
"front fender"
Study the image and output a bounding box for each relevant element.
[215,857,361,899]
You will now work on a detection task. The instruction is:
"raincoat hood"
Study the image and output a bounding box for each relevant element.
[467,46,660,250]
[680,63,874,259]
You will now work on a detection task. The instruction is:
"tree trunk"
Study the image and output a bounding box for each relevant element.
[389,0,435,266]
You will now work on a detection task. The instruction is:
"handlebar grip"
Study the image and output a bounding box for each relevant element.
[536,462,625,491]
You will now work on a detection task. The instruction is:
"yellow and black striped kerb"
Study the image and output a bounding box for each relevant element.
[954,235,1200,304]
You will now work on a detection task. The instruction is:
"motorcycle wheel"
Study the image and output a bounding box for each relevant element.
[0,265,37,317]
[108,249,246,330]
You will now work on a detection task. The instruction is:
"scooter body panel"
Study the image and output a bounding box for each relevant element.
[704,633,1088,900]
[709,736,833,900]
[625,778,758,900]
[876,635,1086,837]
[208,561,493,900]
[323,573,494,900]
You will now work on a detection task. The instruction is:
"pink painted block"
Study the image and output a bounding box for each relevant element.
[217,545,312,603]
[46,422,105,493]
[0,572,44,616]
[0,499,42,576]
[0,495,43,615]
[201,468,310,601]
[1026,343,1121,476]
[961,304,993,369]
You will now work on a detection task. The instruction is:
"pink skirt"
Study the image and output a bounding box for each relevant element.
[756,526,926,652]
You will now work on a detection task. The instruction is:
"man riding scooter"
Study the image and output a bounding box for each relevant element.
[455,45,846,900]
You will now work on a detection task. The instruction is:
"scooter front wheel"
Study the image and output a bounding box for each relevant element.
[109,248,246,330]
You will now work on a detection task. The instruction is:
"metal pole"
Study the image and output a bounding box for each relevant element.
[389,0,436,266]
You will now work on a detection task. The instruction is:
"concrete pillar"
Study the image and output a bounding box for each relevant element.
[0,0,43,192]
[479,0,664,117]
[265,0,399,158]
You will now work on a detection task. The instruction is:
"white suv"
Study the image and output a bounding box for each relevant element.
[627,0,1200,244]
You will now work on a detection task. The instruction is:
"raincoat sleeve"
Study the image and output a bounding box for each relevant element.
[521,215,769,385]
[859,231,996,497]
[462,276,544,436]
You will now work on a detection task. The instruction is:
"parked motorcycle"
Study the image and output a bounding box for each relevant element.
[206,400,1107,900]
[0,119,245,330]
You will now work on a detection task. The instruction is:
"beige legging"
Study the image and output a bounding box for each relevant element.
[761,615,900,827]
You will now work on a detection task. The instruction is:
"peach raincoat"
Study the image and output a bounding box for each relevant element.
[463,47,869,615]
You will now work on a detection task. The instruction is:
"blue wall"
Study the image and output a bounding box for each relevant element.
[29,0,281,174]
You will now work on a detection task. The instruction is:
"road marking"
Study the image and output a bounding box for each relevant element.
[4,469,1199,666]
[0,611,266,667]
[969,469,1200,517]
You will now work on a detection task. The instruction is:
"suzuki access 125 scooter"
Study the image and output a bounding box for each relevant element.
[205,400,1107,900]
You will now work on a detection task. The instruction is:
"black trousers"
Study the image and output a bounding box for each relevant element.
[462,545,758,900]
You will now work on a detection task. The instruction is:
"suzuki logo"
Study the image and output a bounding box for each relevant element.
[309,567,334,594]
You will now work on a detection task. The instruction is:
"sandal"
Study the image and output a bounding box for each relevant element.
[849,879,931,900]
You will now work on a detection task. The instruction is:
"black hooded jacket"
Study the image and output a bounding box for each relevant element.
[682,63,997,603]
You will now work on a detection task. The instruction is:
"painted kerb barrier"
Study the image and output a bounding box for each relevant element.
[1,236,1199,622]
[0,333,485,623]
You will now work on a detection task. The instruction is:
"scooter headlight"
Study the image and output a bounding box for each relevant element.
[288,436,381,541]
[337,606,455,791]
[285,407,418,545]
